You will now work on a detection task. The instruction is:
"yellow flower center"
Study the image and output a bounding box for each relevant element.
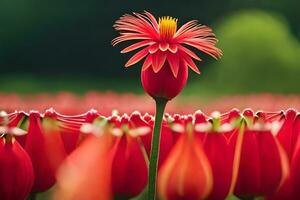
[159,16,178,39]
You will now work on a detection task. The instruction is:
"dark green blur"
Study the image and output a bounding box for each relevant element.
[0,0,299,95]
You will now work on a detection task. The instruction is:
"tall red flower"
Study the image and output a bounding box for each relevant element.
[113,11,222,100]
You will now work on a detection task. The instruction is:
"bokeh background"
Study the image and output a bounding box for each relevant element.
[1,0,300,112]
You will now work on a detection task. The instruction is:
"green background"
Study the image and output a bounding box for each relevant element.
[0,0,299,96]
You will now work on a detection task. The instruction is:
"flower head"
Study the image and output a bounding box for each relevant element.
[112,11,222,77]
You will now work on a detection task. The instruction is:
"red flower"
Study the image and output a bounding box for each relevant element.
[233,122,289,198]
[195,120,234,200]
[25,111,67,193]
[0,138,34,200]
[267,110,300,199]
[0,111,34,200]
[110,114,149,198]
[44,108,101,154]
[113,11,222,99]
[130,111,173,169]
[158,122,213,200]
[53,134,113,200]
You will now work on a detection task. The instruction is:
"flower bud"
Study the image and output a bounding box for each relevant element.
[0,136,34,200]
[141,62,188,100]
[158,124,213,200]
[110,115,148,198]
[25,111,67,192]
[233,128,289,198]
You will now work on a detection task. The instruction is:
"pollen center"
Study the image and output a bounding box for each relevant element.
[159,16,178,39]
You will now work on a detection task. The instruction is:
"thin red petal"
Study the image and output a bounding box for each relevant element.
[144,11,159,31]
[174,20,198,37]
[121,40,154,53]
[167,53,180,78]
[151,51,167,73]
[184,40,222,59]
[178,45,201,61]
[149,43,159,54]
[182,54,201,74]
[125,48,149,67]
[142,55,152,71]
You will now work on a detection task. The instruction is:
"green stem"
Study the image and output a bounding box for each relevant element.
[148,98,168,200]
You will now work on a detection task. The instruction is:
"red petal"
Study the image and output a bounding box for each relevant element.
[142,55,152,71]
[168,44,178,53]
[111,136,148,197]
[125,48,149,67]
[277,109,297,160]
[144,11,159,31]
[234,130,261,196]
[158,135,213,200]
[178,45,201,61]
[174,20,198,37]
[258,131,289,195]
[149,43,159,54]
[53,135,113,200]
[159,43,169,52]
[167,53,180,78]
[204,133,233,200]
[121,40,154,53]
[182,54,201,74]
[184,40,222,60]
[152,51,167,73]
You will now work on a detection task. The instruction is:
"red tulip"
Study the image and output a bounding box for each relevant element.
[47,108,100,154]
[0,111,34,200]
[25,111,67,192]
[269,113,300,200]
[53,133,113,200]
[0,137,34,200]
[110,114,149,198]
[193,111,236,200]
[233,125,289,198]
[158,122,213,200]
[130,112,173,169]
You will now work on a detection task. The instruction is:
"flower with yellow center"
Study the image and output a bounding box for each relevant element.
[113,11,222,78]
[113,13,222,199]
[159,16,178,39]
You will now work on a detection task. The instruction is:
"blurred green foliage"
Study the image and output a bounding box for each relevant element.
[0,0,299,95]
[186,10,300,95]
[0,0,299,75]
